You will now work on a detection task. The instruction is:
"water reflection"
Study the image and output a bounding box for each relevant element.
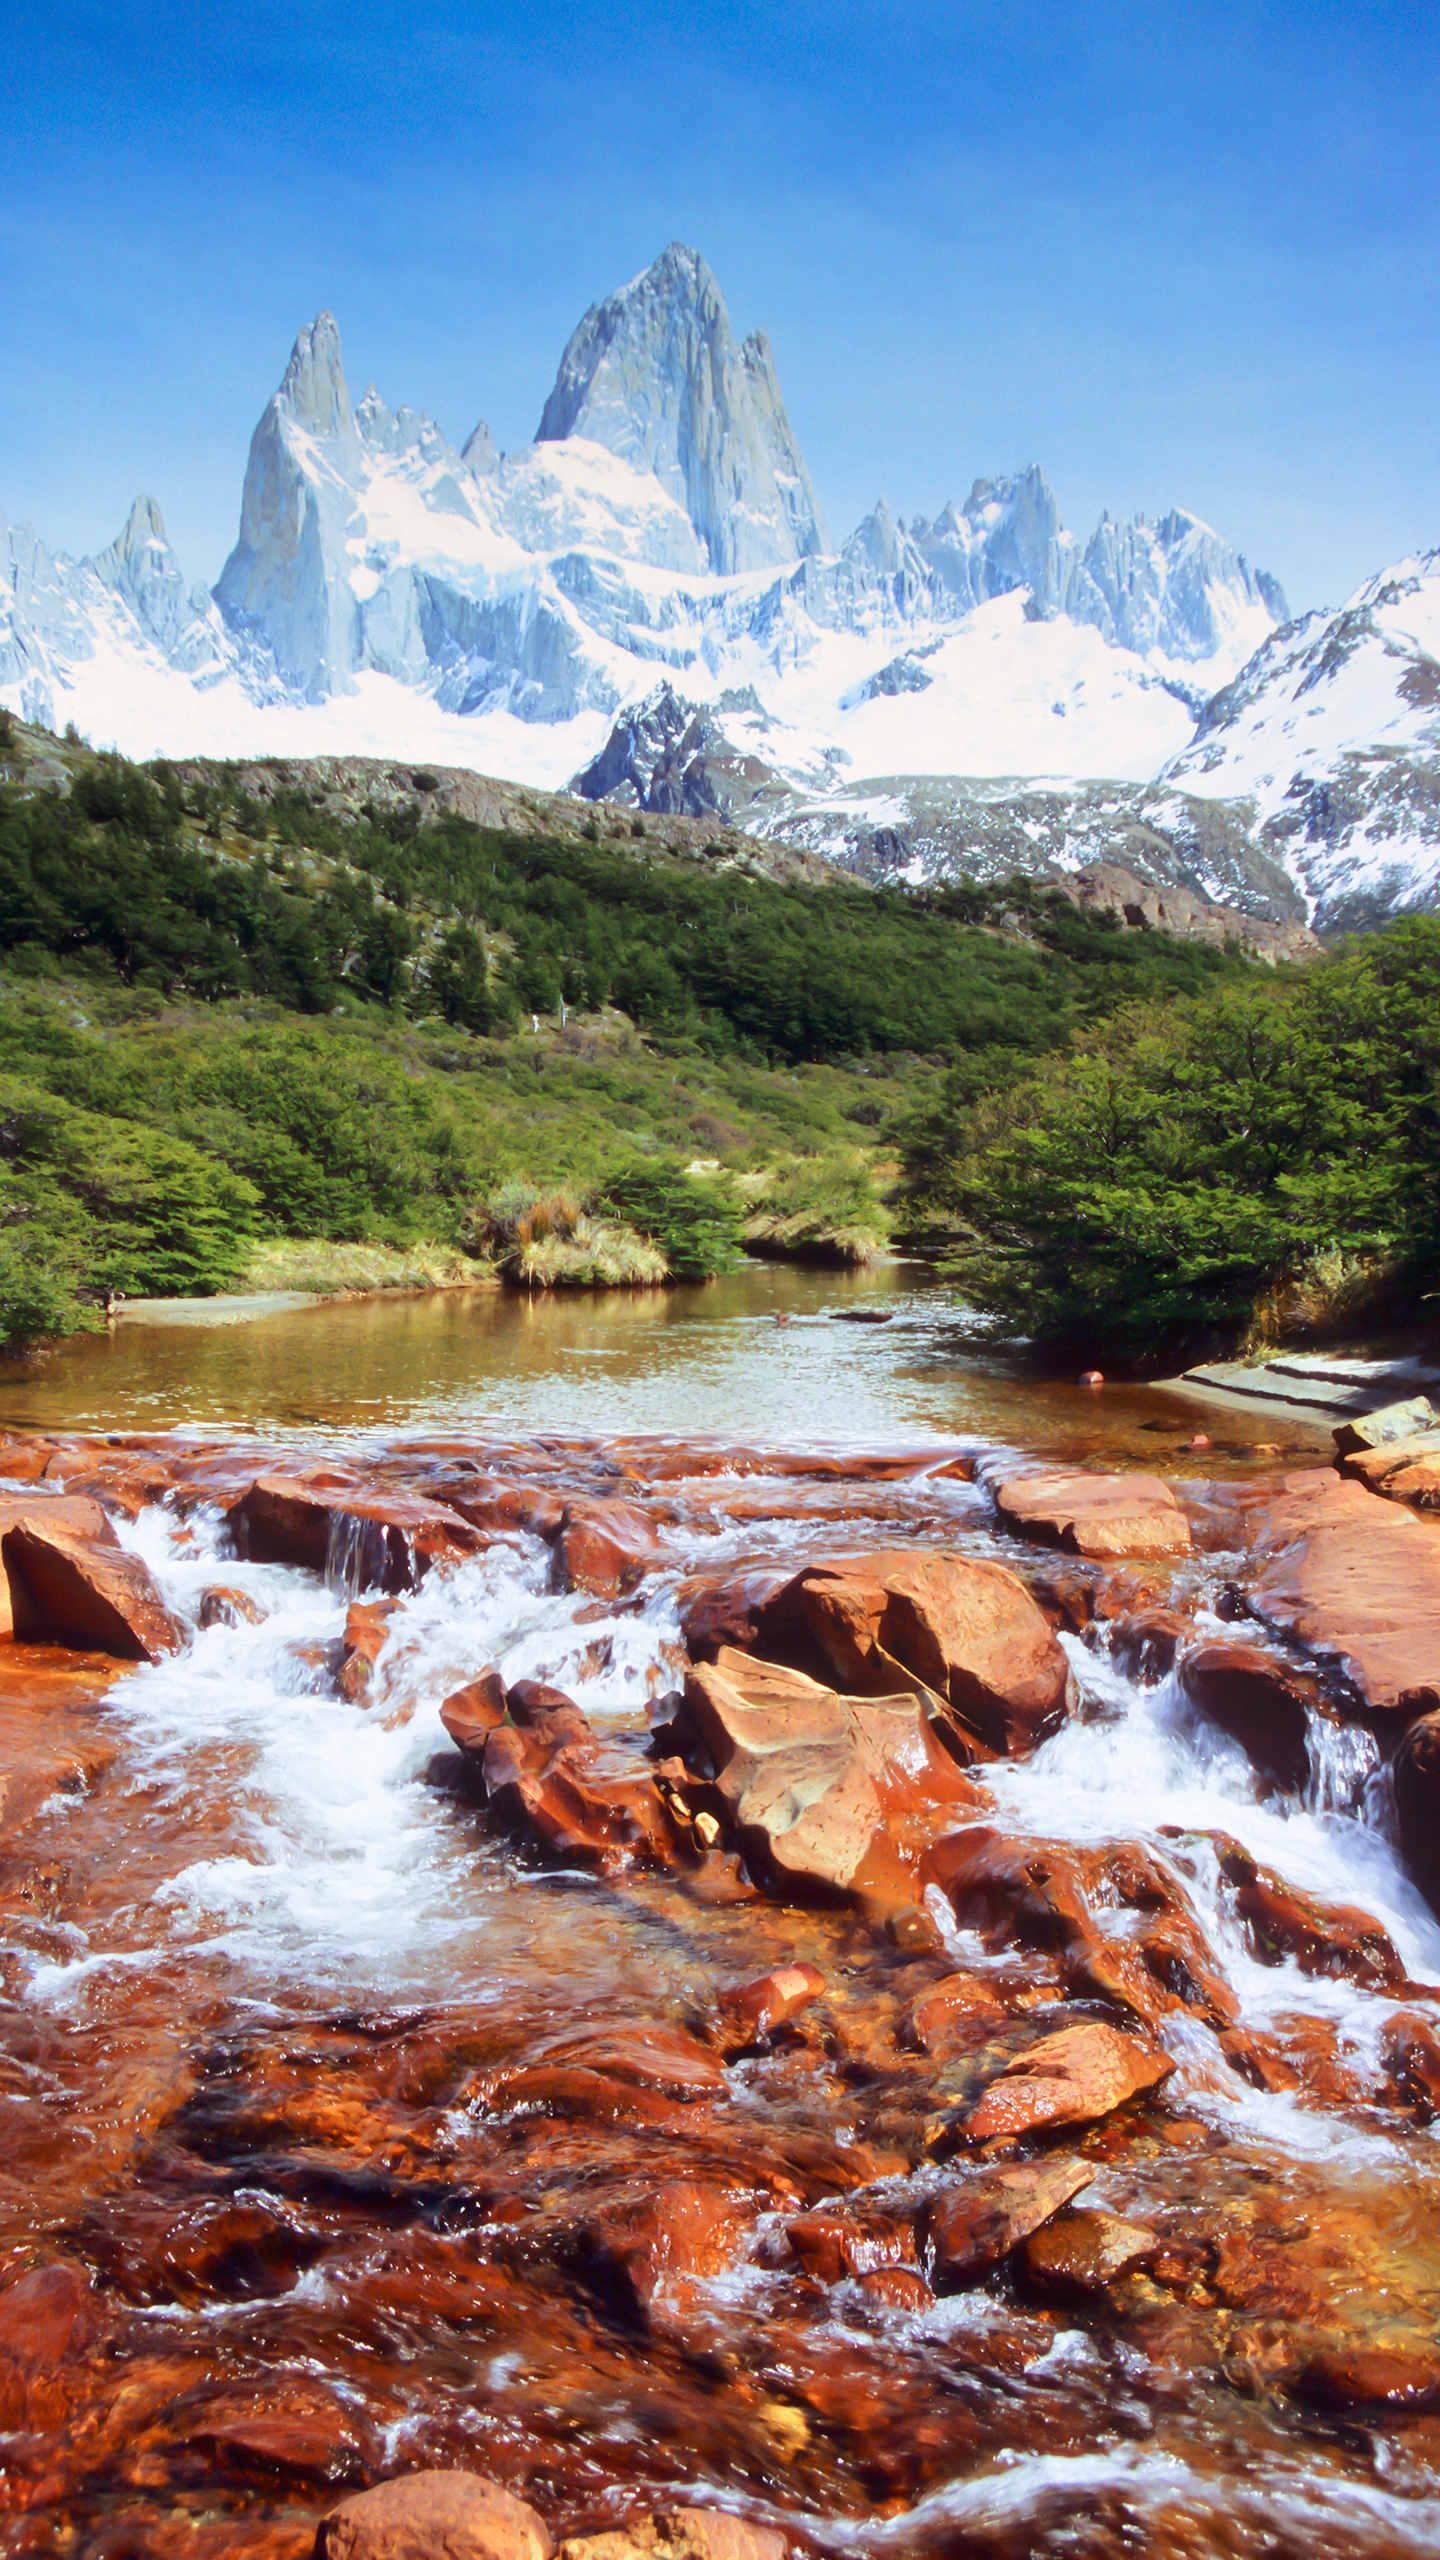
[2,1262,1329,1467]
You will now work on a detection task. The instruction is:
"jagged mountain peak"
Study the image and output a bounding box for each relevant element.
[277,310,353,438]
[535,242,826,574]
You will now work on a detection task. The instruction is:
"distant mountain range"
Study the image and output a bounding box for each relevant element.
[3,243,1437,933]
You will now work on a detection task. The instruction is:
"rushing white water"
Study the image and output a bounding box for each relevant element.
[24,1475,1439,2177]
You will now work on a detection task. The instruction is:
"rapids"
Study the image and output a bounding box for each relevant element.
[3,1268,1439,2559]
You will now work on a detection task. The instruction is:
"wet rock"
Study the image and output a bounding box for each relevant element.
[1246,1469,1440,1718]
[557,2512,787,2560]
[1019,2207,1159,2299]
[440,1669,510,1753]
[1178,1639,1319,1794]
[580,2176,754,2327]
[338,1597,399,1703]
[715,1963,826,2048]
[746,1547,1072,1756]
[318,2470,552,2560]
[1293,2345,1440,2416]
[0,2257,106,2429]
[784,2207,918,2283]
[477,1685,689,1875]
[1211,1835,1408,1989]
[954,2020,1173,2144]
[554,1497,664,1596]
[1381,2008,1440,2119]
[161,2376,367,2484]
[0,1498,185,1660]
[909,1971,1012,2056]
[226,1473,483,1592]
[852,2265,934,2312]
[1108,1607,1189,1680]
[512,2019,727,2099]
[676,1647,980,1910]
[677,1564,792,1661]
[197,1583,266,1630]
[991,1468,1192,1561]
[926,2158,1093,2285]
[1393,1712,1440,1913]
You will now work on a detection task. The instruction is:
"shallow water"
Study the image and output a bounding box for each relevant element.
[4,1270,1437,2559]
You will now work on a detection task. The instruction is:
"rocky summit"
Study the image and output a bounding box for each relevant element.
[3,240,1439,931]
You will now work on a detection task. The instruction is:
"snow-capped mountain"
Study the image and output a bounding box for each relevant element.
[1160,553,1440,930]
[4,238,1429,932]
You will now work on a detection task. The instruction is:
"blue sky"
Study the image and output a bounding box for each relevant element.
[5,0,1438,609]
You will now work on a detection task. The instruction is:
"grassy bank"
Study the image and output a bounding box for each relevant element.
[0,722,1269,1354]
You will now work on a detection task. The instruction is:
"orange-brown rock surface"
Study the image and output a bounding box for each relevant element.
[1245,1468,1440,1717]
[0,1495,184,1659]
[991,1468,1192,1560]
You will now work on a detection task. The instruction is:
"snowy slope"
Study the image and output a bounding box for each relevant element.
[18,237,1418,928]
[1163,552,1440,927]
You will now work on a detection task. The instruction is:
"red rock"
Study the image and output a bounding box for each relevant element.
[514,2019,726,2098]
[338,1597,399,1703]
[226,1473,483,1591]
[1211,1835,1408,1989]
[1019,2207,1158,2298]
[747,1547,1073,1756]
[197,1583,266,1630]
[715,1963,825,2047]
[1108,1607,1189,1679]
[0,1499,184,1660]
[677,1563,793,1661]
[1293,2346,1440,2415]
[1382,2009,1440,2119]
[991,1468,1192,1561]
[676,1647,981,1910]
[478,1690,688,1875]
[554,1497,664,1596]
[956,2021,1173,2144]
[926,2158,1093,2285]
[1178,1639,1319,1794]
[581,2177,753,2326]
[0,2258,105,2429]
[318,2470,552,2560]
[440,1669,510,1754]
[1339,1435,1440,1510]
[557,2514,787,2560]
[784,2208,918,2283]
[909,1971,1012,2055]
[852,2266,934,2313]
[1245,1469,1440,1718]
[1393,1712,1440,1913]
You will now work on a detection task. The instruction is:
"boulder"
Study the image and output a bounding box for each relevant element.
[715,1964,825,2048]
[1332,1396,1440,1455]
[1292,2346,1440,2416]
[1245,1470,1440,1718]
[579,2176,753,2327]
[1178,1639,1318,1794]
[558,2513,787,2560]
[226,1474,483,1592]
[991,1468,1192,1561]
[477,1686,689,1875]
[440,1670,510,1754]
[1392,1712,1440,1913]
[955,2021,1173,2144]
[1019,2207,1159,2299]
[675,1647,981,1909]
[747,1548,1072,1757]
[317,2471,552,2560]
[0,1498,184,1660]
[1338,1436,1440,1510]
[926,2158,1092,2286]
[1211,1835,1408,1989]
[338,1598,399,1703]
[554,1497,664,1596]
[197,1583,266,1631]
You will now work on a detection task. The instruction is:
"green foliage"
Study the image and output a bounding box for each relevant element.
[905,918,1440,1362]
[598,1161,745,1281]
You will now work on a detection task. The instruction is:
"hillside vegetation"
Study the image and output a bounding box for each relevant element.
[0,718,1261,1354]
[900,917,1440,1364]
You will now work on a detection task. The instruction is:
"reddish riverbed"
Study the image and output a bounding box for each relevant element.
[4,1270,1439,2559]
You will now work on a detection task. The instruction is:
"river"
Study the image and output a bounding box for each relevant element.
[3,1268,1438,2560]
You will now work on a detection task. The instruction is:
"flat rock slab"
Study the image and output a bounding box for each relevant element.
[1246,1468,1440,1718]
[991,1468,1192,1561]
[1337,1435,1440,1511]
[956,2020,1173,2143]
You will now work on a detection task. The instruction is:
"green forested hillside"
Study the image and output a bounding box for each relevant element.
[0,720,1262,1353]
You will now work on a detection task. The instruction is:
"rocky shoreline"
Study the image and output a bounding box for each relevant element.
[3,1418,1440,2555]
